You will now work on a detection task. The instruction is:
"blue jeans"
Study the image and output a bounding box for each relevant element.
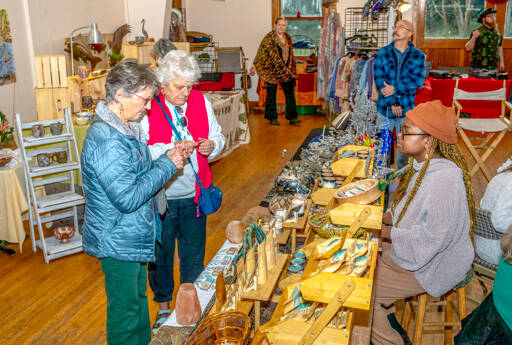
[376,112,409,170]
[148,197,206,303]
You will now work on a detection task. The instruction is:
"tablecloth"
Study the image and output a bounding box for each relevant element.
[203,91,250,162]
[0,163,28,251]
[415,78,512,118]
[257,73,323,108]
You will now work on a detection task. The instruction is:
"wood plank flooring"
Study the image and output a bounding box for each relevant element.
[0,111,509,345]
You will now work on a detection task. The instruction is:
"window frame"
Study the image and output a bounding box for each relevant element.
[415,0,512,49]
[271,0,324,34]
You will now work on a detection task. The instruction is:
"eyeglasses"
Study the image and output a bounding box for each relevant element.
[130,92,152,106]
[399,127,429,137]
[393,24,411,31]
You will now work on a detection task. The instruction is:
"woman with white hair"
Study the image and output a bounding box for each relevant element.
[141,50,225,332]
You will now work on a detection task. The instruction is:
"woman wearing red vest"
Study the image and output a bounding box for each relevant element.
[141,50,225,332]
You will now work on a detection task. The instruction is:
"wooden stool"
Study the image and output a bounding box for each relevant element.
[400,287,466,345]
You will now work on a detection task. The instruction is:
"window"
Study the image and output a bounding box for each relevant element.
[505,2,512,38]
[425,0,485,38]
[279,0,322,56]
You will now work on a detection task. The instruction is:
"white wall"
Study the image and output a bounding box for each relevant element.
[28,0,126,55]
[186,0,272,101]
[124,0,167,41]
[0,0,36,123]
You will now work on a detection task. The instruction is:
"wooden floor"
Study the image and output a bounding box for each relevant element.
[0,111,510,345]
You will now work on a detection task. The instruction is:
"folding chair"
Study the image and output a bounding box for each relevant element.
[453,79,512,181]
[215,47,250,114]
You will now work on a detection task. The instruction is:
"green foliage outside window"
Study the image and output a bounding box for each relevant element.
[281,0,322,17]
[505,3,512,38]
[425,0,485,38]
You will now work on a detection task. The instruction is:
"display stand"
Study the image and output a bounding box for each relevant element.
[15,111,85,263]
[241,253,289,329]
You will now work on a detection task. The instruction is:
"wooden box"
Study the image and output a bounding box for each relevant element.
[300,238,379,311]
[34,88,70,121]
[331,145,375,178]
[34,55,68,88]
[253,280,354,345]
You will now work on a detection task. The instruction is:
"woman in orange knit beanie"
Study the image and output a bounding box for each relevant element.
[371,100,476,345]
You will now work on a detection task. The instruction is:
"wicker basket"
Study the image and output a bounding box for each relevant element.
[184,312,251,345]
[186,31,213,51]
[308,208,347,239]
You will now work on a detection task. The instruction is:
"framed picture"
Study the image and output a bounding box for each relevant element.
[0,9,15,85]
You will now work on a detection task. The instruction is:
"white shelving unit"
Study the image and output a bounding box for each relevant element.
[15,110,85,263]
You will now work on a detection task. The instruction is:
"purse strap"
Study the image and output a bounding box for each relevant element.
[154,95,205,188]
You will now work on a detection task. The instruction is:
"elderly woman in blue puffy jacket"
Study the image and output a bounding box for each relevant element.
[81,59,191,345]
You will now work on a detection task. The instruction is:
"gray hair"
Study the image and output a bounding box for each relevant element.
[105,59,160,103]
[152,38,177,59]
[155,50,201,85]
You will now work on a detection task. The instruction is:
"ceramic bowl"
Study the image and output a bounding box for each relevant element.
[293,251,306,259]
[75,116,91,126]
[32,124,45,138]
[287,264,303,274]
[76,111,92,119]
[37,153,51,167]
[0,155,13,167]
[55,151,67,164]
[50,122,63,135]
[54,226,75,243]
[291,257,306,266]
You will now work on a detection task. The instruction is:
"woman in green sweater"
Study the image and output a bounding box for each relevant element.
[455,224,512,344]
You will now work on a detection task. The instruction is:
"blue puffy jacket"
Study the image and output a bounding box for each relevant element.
[81,102,177,262]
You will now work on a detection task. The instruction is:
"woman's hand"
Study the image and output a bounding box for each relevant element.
[197,138,215,156]
[249,65,256,76]
[166,148,184,169]
[381,225,392,240]
[175,140,198,158]
[382,211,393,226]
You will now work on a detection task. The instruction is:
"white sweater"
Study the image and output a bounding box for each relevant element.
[390,158,474,297]
[141,97,225,200]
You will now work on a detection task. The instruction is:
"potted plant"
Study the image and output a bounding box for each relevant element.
[0,111,14,149]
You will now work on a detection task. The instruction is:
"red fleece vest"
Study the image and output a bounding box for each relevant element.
[147,90,212,203]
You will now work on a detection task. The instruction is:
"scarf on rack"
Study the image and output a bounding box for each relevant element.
[254,31,296,84]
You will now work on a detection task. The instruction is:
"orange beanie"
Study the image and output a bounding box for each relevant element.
[405,100,458,144]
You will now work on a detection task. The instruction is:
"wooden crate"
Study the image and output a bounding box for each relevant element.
[34,55,68,88]
[300,238,379,311]
[252,279,354,345]
[34,88,70,121]
[67,75,107,113]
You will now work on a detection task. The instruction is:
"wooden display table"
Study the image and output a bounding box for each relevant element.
[241,253,289,329]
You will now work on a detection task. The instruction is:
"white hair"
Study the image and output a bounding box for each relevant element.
[155,50,201,85]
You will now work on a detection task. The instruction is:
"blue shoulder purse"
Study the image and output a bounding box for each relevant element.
[154,96,223,215]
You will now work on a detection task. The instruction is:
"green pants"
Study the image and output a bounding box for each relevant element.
[101,258,151,345]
